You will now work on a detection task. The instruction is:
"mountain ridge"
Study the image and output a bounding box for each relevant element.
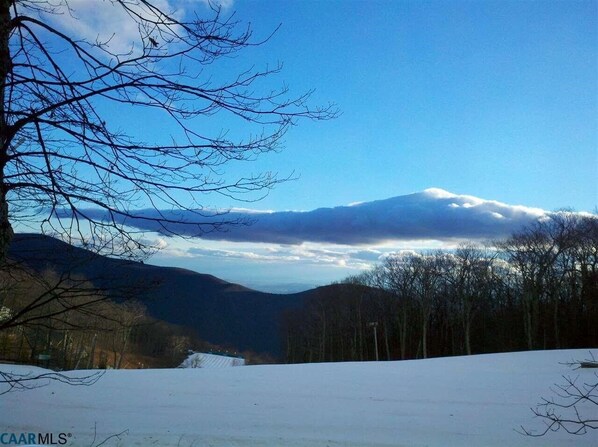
[7,233,309,358]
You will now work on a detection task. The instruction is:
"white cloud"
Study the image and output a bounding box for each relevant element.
[197,0,235,10]
[69,189,556,245]
[174,242,379,271]
[347,249,384,262]
[421,187,457,199]
[154,238,169,249]
[41,0,171,55]
[38,0,228,56]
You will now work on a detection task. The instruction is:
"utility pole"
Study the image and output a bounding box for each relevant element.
[369,322,379,361]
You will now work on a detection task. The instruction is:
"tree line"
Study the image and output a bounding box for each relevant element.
[0,264,199,369]
[283,213,597,363]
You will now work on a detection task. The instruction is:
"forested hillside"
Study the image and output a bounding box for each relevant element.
[2,234,306,364]
[284,213,597,363]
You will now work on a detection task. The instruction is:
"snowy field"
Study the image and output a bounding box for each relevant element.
[1,349,597,446]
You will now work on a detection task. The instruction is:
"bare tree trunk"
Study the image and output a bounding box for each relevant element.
[357,304,364,361]
[400,310,407,359]
[61,330,70,369]
[524,297,534,350]
[553,298,560,349]
[0,0,13,261]
[116,327,132,369]
[464,312,472,355]
[86,333,97,369]
[73,335,86,370]
[286,334,292,363]
[352,328,358,360]
[383,321,391,360]
[17,327,25,361]
[422,316,428,359]
[463,306,472,355]
[320,310,326,362]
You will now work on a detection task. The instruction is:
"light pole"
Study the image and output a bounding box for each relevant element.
[369,322,379,361]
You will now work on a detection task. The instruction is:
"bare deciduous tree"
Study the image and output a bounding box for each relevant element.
[0,0,337,259]
[444,244,497,355]
[381,256,416,360]
[499,213,592,350]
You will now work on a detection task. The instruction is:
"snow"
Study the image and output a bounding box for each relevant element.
[1,349,597,446]
[179,352,245,368]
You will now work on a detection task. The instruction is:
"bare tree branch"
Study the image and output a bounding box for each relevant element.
[519,355,598,437]
[0,0,338,258]
[0,368,103,395]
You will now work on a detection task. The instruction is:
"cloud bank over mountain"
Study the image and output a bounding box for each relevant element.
[71,188,550,245]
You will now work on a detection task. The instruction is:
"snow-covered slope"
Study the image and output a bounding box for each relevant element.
[1,350,596,446]
[179,352,245,368]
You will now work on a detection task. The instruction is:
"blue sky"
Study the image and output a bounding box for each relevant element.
[222,0,596,214]
[23,0,598,292]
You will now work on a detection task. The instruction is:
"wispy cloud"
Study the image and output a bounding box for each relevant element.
[40,0,172,55]
[183,244,374,269]
[67,188,554,245]
[197,0,235,10]
[41,0,229,56]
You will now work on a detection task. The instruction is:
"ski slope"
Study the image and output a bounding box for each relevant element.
[1,349,597,446]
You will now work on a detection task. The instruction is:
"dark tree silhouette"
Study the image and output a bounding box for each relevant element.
[283,214,597,363]
[0,0,337,259]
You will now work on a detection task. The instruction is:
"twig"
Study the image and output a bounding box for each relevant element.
[0,369,104,395]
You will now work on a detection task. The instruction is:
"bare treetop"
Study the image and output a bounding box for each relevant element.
[0,0,337,258]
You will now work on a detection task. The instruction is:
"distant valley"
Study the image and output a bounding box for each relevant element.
[8,233,318,358]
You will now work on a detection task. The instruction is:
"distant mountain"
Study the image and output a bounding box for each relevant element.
[8,233,309,358]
